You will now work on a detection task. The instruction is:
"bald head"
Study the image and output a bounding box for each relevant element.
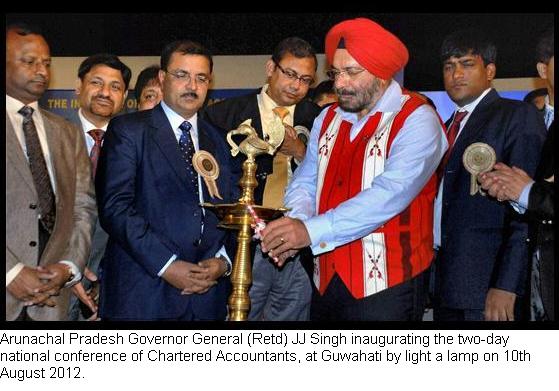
[6,25,51,104]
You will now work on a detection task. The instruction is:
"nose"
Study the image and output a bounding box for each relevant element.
[35,62,49,77]
[452,64,465,80]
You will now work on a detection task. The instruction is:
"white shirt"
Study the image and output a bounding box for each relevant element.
[6,94,57,193]
[78,109,108,155]
[433,87,492,248]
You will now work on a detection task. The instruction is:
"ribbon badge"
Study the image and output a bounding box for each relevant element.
[192,150,223,200]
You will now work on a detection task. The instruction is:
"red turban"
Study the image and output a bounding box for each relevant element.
[325,18,409,80]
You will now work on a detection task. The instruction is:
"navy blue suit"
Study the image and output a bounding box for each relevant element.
[435,89,547,313]
[96,104,238,320]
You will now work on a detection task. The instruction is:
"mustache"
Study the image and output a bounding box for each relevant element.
[180,91,199,99]
[93,95,114,103]
[336,88,356,96]
[31,76,48,83]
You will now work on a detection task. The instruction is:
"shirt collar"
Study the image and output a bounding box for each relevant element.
[6,94,40,115]
[78,109,108,132]
[455,87,492,114]
[160,100,198,132]
[258,84,296,119]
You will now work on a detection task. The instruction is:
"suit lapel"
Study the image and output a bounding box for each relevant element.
[448,90,499,167]
[245,96,264,137]
[5,116,37,192]
[41,109,63,206]
[149,105,192,192]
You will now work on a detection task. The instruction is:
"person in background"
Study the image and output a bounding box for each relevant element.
[433,29,546,321]
[523,87,548,117]
[134,65,163,111]
[202,37,321,321]
[311,79,337,108]
[68,53,131,320]
[260,18,447,321]
[479,27,554,321]
[6,22,97,321]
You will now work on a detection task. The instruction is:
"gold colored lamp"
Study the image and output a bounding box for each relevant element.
[202,117,287,321]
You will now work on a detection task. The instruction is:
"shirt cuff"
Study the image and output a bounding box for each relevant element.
[58,261,82,288]
[304,214,335,255]
[6,263,25,287]
[215,246,232,277]
[158,254,178,277]
[518,181,534,209]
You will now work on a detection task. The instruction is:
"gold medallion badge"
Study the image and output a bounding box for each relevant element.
[463,142,496,195]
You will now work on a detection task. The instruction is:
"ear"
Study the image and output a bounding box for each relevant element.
[486,63,496,81]
[158,69,166,85]
[265,59,276,78]
[537,62,548,80]
[75,78,82,96]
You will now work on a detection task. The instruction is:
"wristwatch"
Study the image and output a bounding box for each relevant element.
[219,256,232,277]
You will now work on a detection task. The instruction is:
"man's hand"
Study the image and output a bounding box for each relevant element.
[71,282,98,320]
[485,288,516,321]
[198,258,227,280]
[6,266,56,307]
[34,263,72,298]
[179,258,227,294]
[279,125,306,161]
[479,163,533,202]
[162,260,217,295]
[260,217,310,266]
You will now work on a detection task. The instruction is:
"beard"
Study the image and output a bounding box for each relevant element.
[336,78,382,113]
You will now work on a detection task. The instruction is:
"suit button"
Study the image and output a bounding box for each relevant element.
[193,238,201,247]
[29,203,37,209]
[29,241,37,247]
[193,212,198,217]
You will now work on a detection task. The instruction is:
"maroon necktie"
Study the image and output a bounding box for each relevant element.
[88,129,105,178]
[437,110,468,183]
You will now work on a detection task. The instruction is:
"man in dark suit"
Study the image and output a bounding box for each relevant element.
[96,40,237,321]
[202,37,321,321]
[433,29,547,321]
[479,27,554,321]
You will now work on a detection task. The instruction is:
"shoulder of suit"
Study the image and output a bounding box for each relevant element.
[40,108,81,133]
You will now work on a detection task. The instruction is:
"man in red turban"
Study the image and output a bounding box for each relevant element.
[260,17,447,321]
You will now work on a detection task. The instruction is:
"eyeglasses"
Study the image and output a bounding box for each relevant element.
[274,62,314,86]
[326,67,367,81]
[165,69,210,85]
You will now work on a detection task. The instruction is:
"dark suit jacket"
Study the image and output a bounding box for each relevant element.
[201,90,321,204]
[435,89,547,310]
[96,104,238,320]
[527,120,554,320]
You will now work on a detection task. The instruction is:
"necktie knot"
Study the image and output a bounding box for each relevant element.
[450,110,468,131]
[88,129,105,145]
[272,107,289,122]
[179,121,192,134]
[18,106,34,120]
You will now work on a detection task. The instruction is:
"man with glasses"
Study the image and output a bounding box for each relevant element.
[95,40,238,320]
[260,18,447,321]
[203,37,321,321]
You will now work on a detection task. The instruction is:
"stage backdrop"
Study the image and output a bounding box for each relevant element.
[40,55,545,124]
